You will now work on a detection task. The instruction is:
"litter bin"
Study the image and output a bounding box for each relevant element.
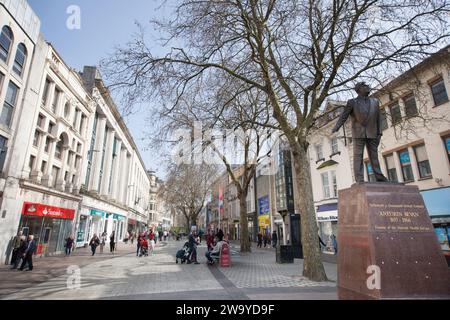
[276,245,294,263]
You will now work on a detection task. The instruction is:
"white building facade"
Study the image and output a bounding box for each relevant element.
[0,1,152,262]
[309,47,450,254]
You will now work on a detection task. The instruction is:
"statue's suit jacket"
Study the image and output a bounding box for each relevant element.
[333,96,382,139]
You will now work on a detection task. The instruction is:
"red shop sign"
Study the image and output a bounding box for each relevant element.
[22,202,75,220]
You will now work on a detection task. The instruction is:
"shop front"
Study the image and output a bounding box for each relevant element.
[258,215,270,235]
[316,203,338,254]
[421,187,450,265]
[88,209,106,240]
[19,202,75,256]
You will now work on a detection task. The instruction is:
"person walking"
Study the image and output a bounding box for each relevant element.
[19,235,36,271]
[188,231,200,264]
[89,234,100,256]
[148,230,155,255]
[110,231,116,253]
[136,233,142,256]
[331,234,338,254]
[10,231,23,265]
[64,235,74,256]
[100,232,107,254]
[318,235,326,252]
[272,230,278,248]
[11,235,26,269]
[257,232,263,248]
[263,233,268,248]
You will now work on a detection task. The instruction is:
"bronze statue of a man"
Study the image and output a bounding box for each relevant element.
[332,82,388,183]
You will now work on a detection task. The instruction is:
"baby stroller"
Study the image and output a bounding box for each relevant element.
[139,238,149,257]
[175,242,191,264]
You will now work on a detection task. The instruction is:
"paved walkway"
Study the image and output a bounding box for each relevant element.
[0,240,337,300]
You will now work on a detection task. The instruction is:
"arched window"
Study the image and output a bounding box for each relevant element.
[0,26,13,63]
[13,43,27,76]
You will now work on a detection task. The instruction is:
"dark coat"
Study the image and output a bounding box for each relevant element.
[333,96,382,139]
[24,240,36,255]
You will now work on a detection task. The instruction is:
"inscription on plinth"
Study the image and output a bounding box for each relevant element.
[337,183,450,299]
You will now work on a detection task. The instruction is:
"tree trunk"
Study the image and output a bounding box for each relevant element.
[291,141,328,282]
[238,191,251,253]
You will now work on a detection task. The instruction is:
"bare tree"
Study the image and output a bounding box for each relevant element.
[102,0,450,281]
[161,163,217,230]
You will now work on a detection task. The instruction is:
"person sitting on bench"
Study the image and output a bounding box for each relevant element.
[205,233,225,265]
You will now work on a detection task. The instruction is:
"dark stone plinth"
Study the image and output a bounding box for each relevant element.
[337,183,450,299]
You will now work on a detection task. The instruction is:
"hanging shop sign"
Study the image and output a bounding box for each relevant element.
[258,196,270,215]
[22,202,75,220]
[258,215,270,228]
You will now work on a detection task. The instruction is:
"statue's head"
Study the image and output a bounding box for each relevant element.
[355,82,371,97]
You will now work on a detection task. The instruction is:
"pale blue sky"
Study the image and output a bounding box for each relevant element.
[28,0,172,177]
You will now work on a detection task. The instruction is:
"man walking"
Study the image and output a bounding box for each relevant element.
[11,235,26,269]
[110,231,116,253]
[10,231,22,265]
[19,235,36,271]
[272,230,278,248]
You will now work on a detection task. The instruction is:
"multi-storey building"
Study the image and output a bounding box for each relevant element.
[0,1,153,261]
[76,66,150,246]
[309,46,450,255]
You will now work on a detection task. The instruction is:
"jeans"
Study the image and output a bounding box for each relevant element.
[91,245,97,256]
[11,253,23,269]
[205,251,219,263]
[65,247,72,255]
[136,245,140,256]
[110,242,115,253]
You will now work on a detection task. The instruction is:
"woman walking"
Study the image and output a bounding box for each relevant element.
[64,235,74,256]
[148,230,155,256]
[100,232,107,254]
[89,234,100,256]
[110,231,116,253]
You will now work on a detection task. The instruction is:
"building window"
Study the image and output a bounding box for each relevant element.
[414,144,432,178]
[77,142,82,154]
[42,78,51,105]
[330,138,338,154]
[64,102,71,119]
[55,140,63,159]
[33,130,40,147]
[52,166,60,187]
[51,88,61,114]
[48,122,55,136]
[44,137,51,153]
[398,149,414,182]
[29,155,36,171]
[331,170,337,197]
[403,94,418,118]
[0,135,7,172]
[37,114,45,129]
[13,43,27,76]
[79,114,86,134]
[0,26,13,63]
[321,172,330,199]
[380,108,388,131]
[384,154,398,182]
[365,161,376,182]
[444,135,450,164]
[315,144,324,161]
[41,160,47,173]
[0,72,4,93]
[389,102,402,125]
[1,81,19,127]
[85,113,98,187]
[98,126,108,191]
[73,108,79,128]
[430,78,449,106]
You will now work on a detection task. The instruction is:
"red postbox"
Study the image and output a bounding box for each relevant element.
[220,242,231,267]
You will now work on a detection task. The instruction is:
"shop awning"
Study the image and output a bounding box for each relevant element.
[113,213,126,221]
[421,187,450,217]
[316,203,338,222]
[317,203,338,212]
